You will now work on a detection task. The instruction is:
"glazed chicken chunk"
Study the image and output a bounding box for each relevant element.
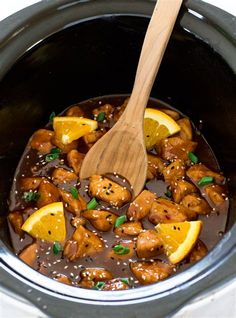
[163,159,185,184]
[82,210,117,231]
[136,230,163,258]
[8,211,24,237]
[147,154,165,180]
[171,179,197,203]
[180,193,211,215]
[130,261,173,285]
[89,175,131,207]
[186,164,225,184]
[80,267,113,289]
[82,130,105,149]
[93,103,114,118]
[19,242,38,267]
[108,240,135,260]
[30,129,54,154]
[20,177,44,191]
[205,184,227,206]
[127,190,156,221]
[37,180,60,208]
[188,240,208,263]
[66,105,85,117]
[59,189,86,216]
[177,118,193,141]
[67,150,85,175]
[102,279,130,291]
[52,168,78,186]
[114,221,143,237]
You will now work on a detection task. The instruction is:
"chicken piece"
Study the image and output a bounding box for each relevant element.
[89,175,131,207]
[64,225,104,261]
[37,180,60,208]
[180,193,211,215]
[20,177,44,191]
[82,210,117,231]
[52,168,78,186]
[30,129,54,154]
[113,97,130,122]
[80,268,113,282]
[108,240,135,260]
[52,136,78,153]
[186,164,225,184]
[59,189,86,215]
[163,159,185,184]
[67,150,85,175]
[205,184,227,206]
[171,179,197,203]
[93,103,114,118]
[71,216,86,227]
[136,230,163,258]
[127,190,156,221]
[54,274,72,285]
[82,130,105,147]
[149,198,193,225]
[114,221,143,237]
[158,137,197,162]
[159,108,180,121]
[79,279,95,289]
[188,240,208,263]
[19,242,38,267]
[130,261,172,285]
[66,105,85,117]
[8,211,24,237]
[147,154,165,180]
[102,279,130,291]
[177,118,193,141]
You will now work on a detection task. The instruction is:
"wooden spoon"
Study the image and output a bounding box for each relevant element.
[80,0,183,196]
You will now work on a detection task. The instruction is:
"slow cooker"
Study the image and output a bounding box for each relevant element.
[0,1,236,317]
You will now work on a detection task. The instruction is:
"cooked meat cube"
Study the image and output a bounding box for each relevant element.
[180,193,211,215]
[66,105,84,117]
[80,268,113,282]
[71,216,86,227]
[37,180,60,208]
[93,103,114,118]
[82,130,105,146]
[136,230,163,258]
[149,198,192,224]
[114,221,143,237]
[52,136,78,153]
[188,240,208,263]
[30,129,54,154]
[113,98,129,122]
[20,177,43,191]
[79,279,95,289]
[82,210,117,231]
[19,242,38,267]
[147,154,165,180]
[163,159,185,184]
[186,164,225,184]
[64,225,104,261]
[171,179,197,203]
[52,168,78,186]
[89,175,131,207]
[159,108,180,120]
[127,190,156,221]
[177,118,193,141]
[130,261,172,285]
[8,211,24,237]
[67,150,85,175]
[102,279,129,291]
[108,240,135,260]
[205,184,226,206]
[59,189,86,215]
[158,137,197,162]
[54,274,72,285]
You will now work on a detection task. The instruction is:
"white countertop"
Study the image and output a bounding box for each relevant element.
[0,1,235,317]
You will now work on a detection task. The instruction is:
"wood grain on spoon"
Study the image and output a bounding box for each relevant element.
[80,0,183,196]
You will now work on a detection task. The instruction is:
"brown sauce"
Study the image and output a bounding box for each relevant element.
[7,95,229,289]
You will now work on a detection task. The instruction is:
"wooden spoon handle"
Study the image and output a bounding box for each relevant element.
[123,0,183,124]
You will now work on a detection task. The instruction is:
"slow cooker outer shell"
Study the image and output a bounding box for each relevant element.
[0,1,236,317]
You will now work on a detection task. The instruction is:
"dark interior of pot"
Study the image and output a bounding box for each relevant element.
[0,14,236,256]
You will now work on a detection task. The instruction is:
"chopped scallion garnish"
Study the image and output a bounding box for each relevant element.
[198,176,214,186]
[49,111,56,123]
[114,215,127,228]
[70,186,78,199]
[22,191,40,202]
[87,197,98,210]
[113,245,130,255]
[45,148,61,162]
[53,242,62,255]
[165,189,172,198]
[120,278,129,285]
[188,152,199,164]
[93,281,105,290]
[96,112,106,122]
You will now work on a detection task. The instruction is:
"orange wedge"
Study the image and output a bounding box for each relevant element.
[53,116,98,144]
[144,108,180,149]
[21,202,66,242]
[155,220,202,264]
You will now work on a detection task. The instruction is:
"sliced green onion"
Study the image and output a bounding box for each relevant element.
[70,186,78,199]
[114,215,127,228]
[53,242,62,255]
[45,148,61,162]
[188,152,199,164]
[49,111,56,123]
[113,245,130,255]
[51,148,61,155]
[87,197,98,210]
[93,281,105,290]
[120,278,129,285]
[165,189,172,198]
[198,176,214,186]
[96,112,106,122]
[22,191,40,202]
